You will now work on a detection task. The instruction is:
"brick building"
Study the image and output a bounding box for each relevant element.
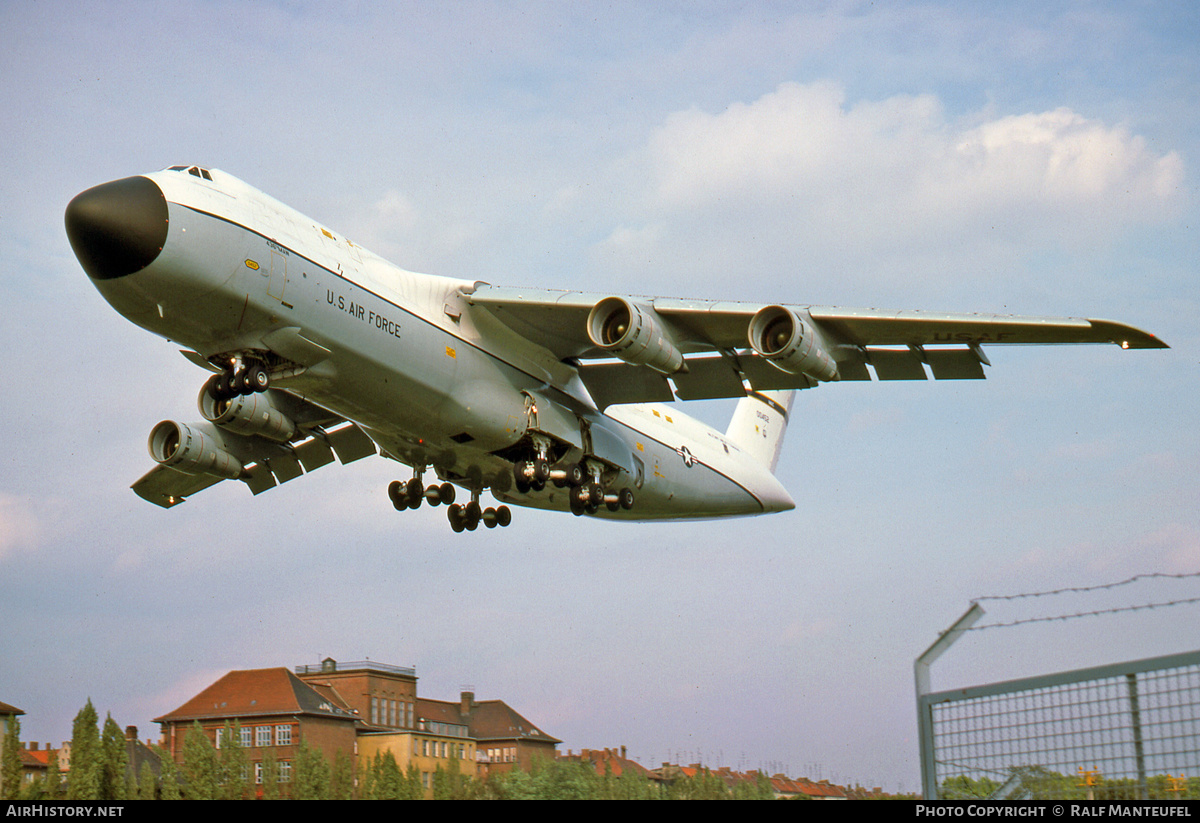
[157,659,558,797]
[154,667,360,788]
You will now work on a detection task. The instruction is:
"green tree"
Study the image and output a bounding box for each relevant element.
[291,739,331,800]
[67,700,101,800]
[260,747,280,800]
[331,750,355,800]
[218,721,250,800]
[99,714,127,800]
[180,722,219,800]
[43,748,62,800]
[1,715,22,800]
[154,745,181,800]
[136,761,157,800]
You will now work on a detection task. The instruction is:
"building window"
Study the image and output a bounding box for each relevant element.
[275,724,291,746]
[241,726,252,748]
[254,762,263,784]
[256,726,271,747]
[279,761,292,783]
[214,727,224,749]
[370,696,378,725]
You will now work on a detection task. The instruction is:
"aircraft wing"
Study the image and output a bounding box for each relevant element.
[464,285,1167,408]
[131,414,378,508]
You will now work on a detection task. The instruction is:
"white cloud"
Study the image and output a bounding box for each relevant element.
[0,493,41,560]
[597,82,1185,298]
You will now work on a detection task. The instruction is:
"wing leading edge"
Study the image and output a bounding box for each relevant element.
[464,285,1166,408]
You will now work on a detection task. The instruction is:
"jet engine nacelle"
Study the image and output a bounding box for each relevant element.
[748,305,839,382]
[587,297,684,375]
[198,387,297,443]
[148,420,244,479]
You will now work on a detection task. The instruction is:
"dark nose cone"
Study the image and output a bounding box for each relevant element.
[66,176,169,280]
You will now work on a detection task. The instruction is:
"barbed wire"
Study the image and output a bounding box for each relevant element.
[967,596,1200,631]
[966,571,1200,631]
[973,571,1200,602]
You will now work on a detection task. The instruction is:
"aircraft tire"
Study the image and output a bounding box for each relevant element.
[619,488,635,510]
[406,478,423,509]
[388,480,408,510]
[496,505,511,527]
[247,363,269,392]
[438,482,456,504]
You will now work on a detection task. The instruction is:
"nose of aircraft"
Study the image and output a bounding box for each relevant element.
[66,176,168,280]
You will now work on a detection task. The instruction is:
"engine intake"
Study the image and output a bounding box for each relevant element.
[748,305,839,382]
[149,421,243,479]
[198,387,296,442]
[587,297,684,375]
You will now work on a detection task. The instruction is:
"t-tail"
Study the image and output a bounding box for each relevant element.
[725,390,796,473]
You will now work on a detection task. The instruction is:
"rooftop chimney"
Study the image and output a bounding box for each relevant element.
[125,726,137,742]
[460,691,475,715]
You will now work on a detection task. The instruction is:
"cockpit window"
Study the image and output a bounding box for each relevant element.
[167,165,213,181]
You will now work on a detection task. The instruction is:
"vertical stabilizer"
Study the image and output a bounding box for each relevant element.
[725,390,795,473]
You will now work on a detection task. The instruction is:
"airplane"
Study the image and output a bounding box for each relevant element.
[65,166,1168,532]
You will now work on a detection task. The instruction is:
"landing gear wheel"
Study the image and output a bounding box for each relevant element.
[438,482,456,505]
[203,374,224,402]
[246,363,270,392]
[448,503,465,532]
[388,480,408,511]
[570,492,586,516]
[483,507,498,528]
[618,487,635,510]
[464,501,482,525]
[567,463,587,486]
[213,372,234,400]
[406,478,423,509]
[495,505,511,527]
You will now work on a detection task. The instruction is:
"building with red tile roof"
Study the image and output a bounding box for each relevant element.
[154,666,360,788]
[558,746,655,779]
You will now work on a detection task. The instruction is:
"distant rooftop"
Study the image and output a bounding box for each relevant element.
[294,658,416,678]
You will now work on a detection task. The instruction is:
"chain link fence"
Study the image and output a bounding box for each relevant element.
[917,648,1200,800]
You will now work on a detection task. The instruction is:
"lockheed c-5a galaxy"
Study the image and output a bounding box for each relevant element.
[66,166,1167,532]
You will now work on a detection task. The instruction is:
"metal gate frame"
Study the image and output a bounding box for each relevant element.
[916,606,1199,799]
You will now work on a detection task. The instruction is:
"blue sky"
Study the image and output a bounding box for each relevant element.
[1,1,1197,791]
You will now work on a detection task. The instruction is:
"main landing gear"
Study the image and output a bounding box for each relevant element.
[204,360,270,401]
[513,457,635,517]
[388,476,512,533]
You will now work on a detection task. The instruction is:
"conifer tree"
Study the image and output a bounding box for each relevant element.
[330,750,355,800]
[1,715,21,800]
[137,761,157,800]
[99,714,127,800]
[218,720,250,800]
[44,748,62,799]
[154,745,181,800]
[67,700,101,800]
[259,746,280,800]
[291,739,331,800]
[180,722,218,800]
